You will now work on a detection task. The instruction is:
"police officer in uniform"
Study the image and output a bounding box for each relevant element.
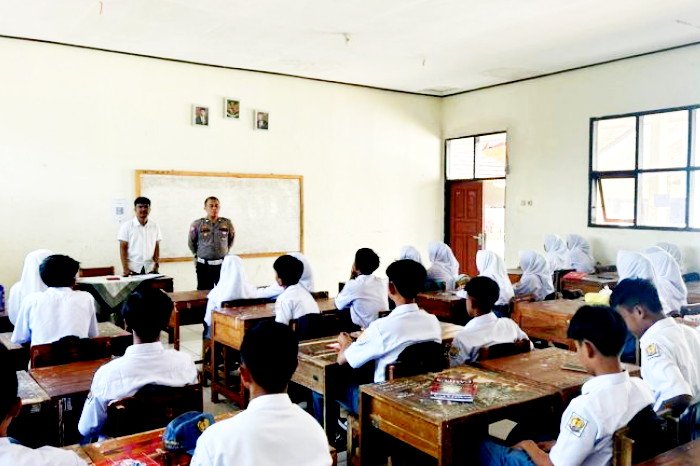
[188,196,235,290]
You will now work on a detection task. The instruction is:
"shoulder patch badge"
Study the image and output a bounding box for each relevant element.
[197,417,211,432]
[567,412,588,437]
[645,343,660,359]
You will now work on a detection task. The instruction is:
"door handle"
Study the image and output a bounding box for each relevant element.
[472,233,485,248]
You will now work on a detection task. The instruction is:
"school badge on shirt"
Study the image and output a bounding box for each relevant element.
[567,412,588,437]
[645,343,660,359]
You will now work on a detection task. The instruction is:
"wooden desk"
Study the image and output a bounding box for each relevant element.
[10,370,53,448]
[167,290,209,351]
[359,366,556,466]
[561,273,617,294]
[0,310,11,332]
[687,281,700,305]
[512,299,583,350]
[635,437,700,465]
[76,275,174,321]
[416,292,468,325]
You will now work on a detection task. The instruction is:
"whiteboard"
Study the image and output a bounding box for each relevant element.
[136,170,303,260]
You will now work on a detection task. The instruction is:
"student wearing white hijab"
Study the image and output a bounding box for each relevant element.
[543,234,570,272]
[204,255,257,327]
[7,249,53,325]
[616,251,671,315]
[256,252,315,299]
[513,250,555,301]
[566,234,596,273]
[645,246,688,313]
[656,242,684,273]
[399,246,422,264]
[476,250,515,306]
[426,242,460,291]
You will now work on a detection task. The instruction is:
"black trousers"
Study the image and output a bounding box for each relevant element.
[196,262,222,290]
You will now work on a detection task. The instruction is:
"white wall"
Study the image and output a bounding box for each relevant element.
[443,44,700,270]
[0,38,443,293]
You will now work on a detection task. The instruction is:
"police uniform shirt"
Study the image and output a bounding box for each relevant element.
[549,371,654,466]
[188,217,234,260]
[118,217,162,273]
[334,274,389,328]
[343,303,442,382]
[274,284,320,326]
[11,288,99,345]
[78,342,198,439]
[190,393,332,466]
[639,317,700,411]
[448,312,530,366]
[0,438,88,466]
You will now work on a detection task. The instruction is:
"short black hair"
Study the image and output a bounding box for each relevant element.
[465,276,500,313]
[134,196,151,206]
[610,278,663,315]
[355,248,380,275]
[567,305,628,357]
[39,254,80,287]
[240,321,298,393]
[273,255,303,286]
[0,347,18,420]
[204,196,219,205]
[121,288,173,342]
[386,259,426,299]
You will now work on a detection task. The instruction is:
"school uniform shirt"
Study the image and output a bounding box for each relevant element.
[78,342,198,439]
[274,284,320,325]
[256,252,315,299]
[343,303,441,382]
[0,438,88,466]
[204,255,257,326]
[117,217,162,273]
[7,248,53,325]
[639,317,700,411]
[548,371,654,466]
[11,287,99,345]
[334,274,388,328]
[448,312,530,366]
[190,393,332,466]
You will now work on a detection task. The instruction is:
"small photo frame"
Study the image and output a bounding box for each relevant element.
[192,105,209,126]
[224,98,240,119]
[255,110,269,130]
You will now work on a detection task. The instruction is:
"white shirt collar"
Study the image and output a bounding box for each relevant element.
[581,370,630,395]
[131,217,149,227]
[390,302,420,316]
[123,341,163,357]
[641,317,676,343]
[464,311,498,330]
[246,393,292,411]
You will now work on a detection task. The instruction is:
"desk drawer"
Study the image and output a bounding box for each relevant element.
[212,316,244,350]
[292,362,325,394]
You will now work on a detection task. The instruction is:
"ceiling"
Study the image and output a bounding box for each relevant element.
[1,0,699,96]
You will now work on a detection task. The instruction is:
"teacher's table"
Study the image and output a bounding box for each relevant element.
[561,272,618,294]
[166,290,209,351]
[511,299,583,350]
[416,291,468,325]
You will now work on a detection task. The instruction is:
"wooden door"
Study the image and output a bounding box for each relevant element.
[449,181,483,276]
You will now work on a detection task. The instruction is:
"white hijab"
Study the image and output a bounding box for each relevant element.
[427,242,460,290]
[566,234,596,273]
[399,246,422,264]
[656,242,684,273]
[476,250,515,305]
[256,252,314,299]
[514,250,555,301]
[645,246,688,313]
[205,255,257,325]
[616,250,671,314]
[7,249,53,324]
[543,234,570,271]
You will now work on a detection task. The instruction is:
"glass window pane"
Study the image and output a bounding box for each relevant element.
[594,117,636,171]
[637,171,687,228]
[690,171,700,228]
[475,133,507,178]
[446,137,474,180]
[693,110,700,167]
[640,110,689,169]
[592,178,635,225]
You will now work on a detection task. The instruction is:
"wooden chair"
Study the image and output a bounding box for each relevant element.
[220,297,272,308]
[78,266,115,277]
[310,290,329,300]
[385,341,448,381]
[29,335,112,368]
[552,269,575,293]
[477,338,531,361]
[103,383,203,438]
[290,312,339,341]
[680,303,700,316]
[612,405,672,466]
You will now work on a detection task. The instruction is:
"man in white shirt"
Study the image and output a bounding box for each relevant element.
[78,288,197,440]
[611,278,700,417]
[191,321,332,466]
[118,197,162,276]
[335,248,388,328]
[449,276,530,366]
[273,255,320,325]
[11,255,98,346]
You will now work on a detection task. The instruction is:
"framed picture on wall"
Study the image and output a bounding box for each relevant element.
[224,98,240,119]
[192,105,209,126]
[255,110,269,130]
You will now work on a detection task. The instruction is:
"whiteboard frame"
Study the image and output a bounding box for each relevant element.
[135,169,303,262]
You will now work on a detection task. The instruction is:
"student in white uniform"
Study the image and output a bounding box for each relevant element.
[190,321,332,466]
[656,242,684,273]
[0,349,88,466]
[513,250,555,301]
[7,249,53,325]
[399,245,422,264]
[476,250,515,307]
[11,255,98,346]
[565,234,596,273]
[78,288,197,440]
[449,276,530,366]
[273,255,320,326]
[543,234,569,272]
[256,252,315,299]
[204,255,257,329]
[611,278,700,417]
[117,196,162,276]
[479,305,656,466]
[426,241,460,291]
[334,248,388,329]
[645,246,688,314]
[616,251,671,315]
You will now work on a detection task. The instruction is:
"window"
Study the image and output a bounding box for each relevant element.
[446,132,507,180]
[589,105,700,230]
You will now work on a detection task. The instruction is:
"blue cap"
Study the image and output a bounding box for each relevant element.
[163,411,215,455]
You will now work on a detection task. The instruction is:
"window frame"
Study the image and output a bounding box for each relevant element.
[588,103,700,231]
[444,130,508,181]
